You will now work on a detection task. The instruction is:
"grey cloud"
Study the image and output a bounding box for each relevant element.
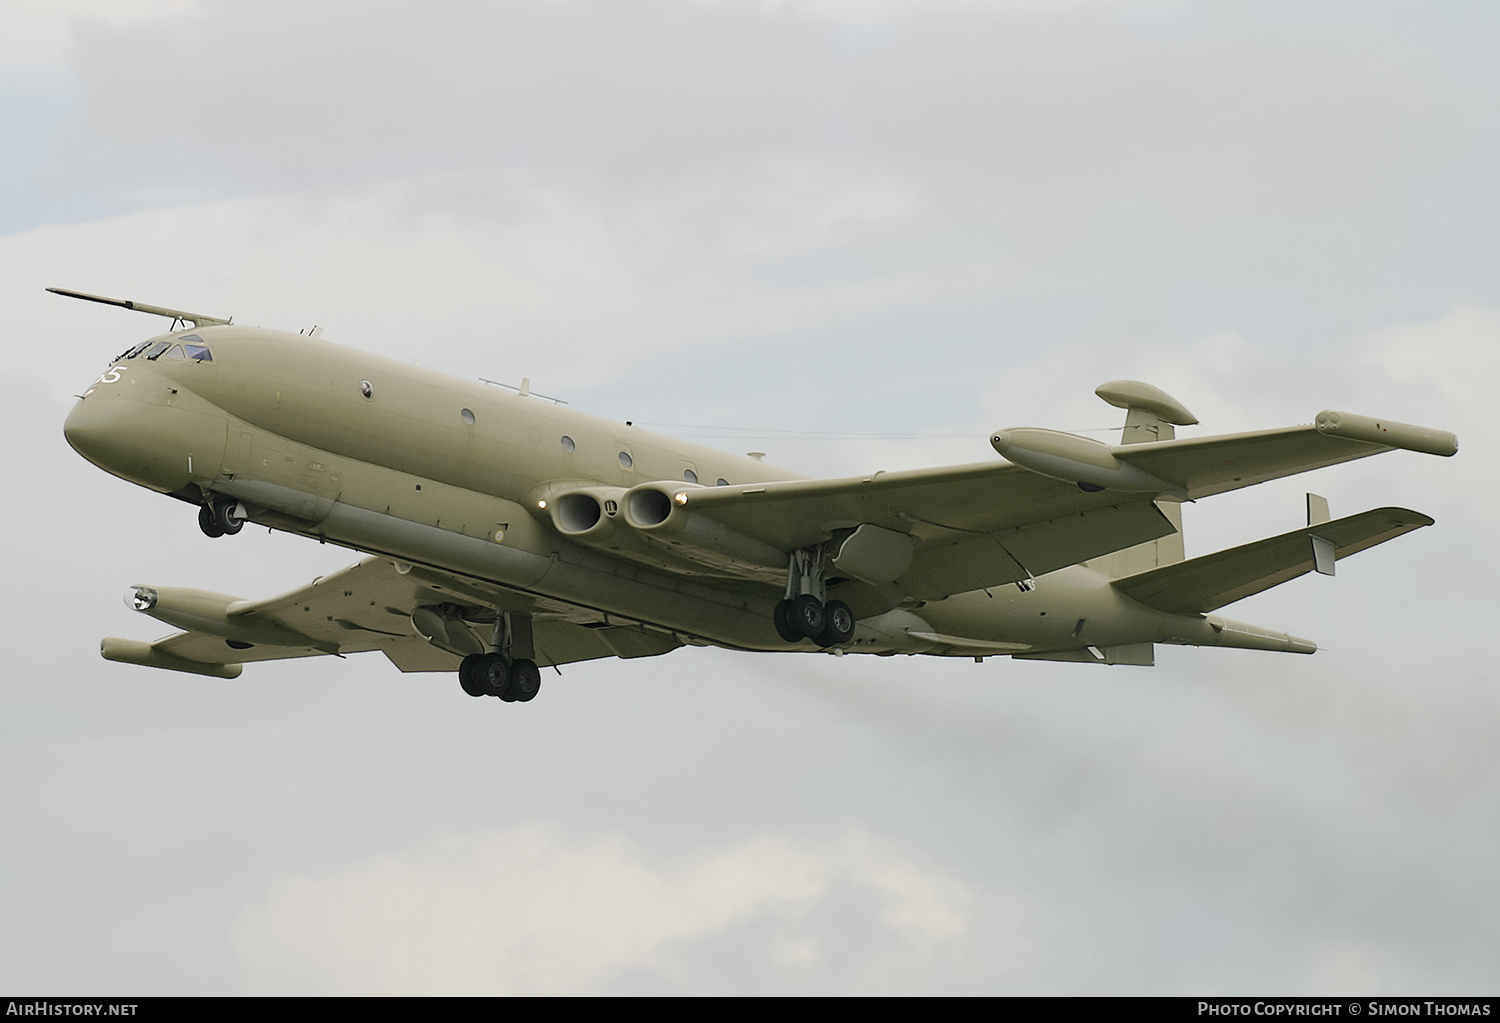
[4,0,1498,996]
[41,1,1500,356]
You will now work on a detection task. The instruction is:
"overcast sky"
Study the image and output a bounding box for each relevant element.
[2,0,1497,995]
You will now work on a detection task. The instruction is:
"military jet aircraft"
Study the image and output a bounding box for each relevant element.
[57,287,1457,702]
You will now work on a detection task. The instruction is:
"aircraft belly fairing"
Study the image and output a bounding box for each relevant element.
[56,289,1457,701]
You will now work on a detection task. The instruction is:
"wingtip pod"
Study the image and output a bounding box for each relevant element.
[1315,411,1458,457]
[101,637,243,679]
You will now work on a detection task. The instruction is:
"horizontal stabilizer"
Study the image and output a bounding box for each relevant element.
[1112,507,1433,614]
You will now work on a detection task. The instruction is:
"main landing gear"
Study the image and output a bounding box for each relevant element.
[458,652,541,702]
[773,546,856,648]
[457,612,542,703]
[197,496,246,538]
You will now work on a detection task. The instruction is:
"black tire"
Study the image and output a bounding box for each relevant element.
[773,599,803,643]
[508,659,542,702]
[817,600,855,647]
[477,653,510,698]
[198,503,225,538]
[214,499,244,535]
[458,654,487,697]
[791,594,825,639]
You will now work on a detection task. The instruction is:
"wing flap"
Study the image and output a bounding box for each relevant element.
[899,500,1175,597]
[1112,507,1434,614]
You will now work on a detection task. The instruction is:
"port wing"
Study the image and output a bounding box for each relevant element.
[101,557,680,678]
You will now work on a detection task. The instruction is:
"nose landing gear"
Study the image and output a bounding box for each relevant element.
[197,497,246,538]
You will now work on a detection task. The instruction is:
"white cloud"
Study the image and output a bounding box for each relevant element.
[1361,306,1500,438]
[0,0,198,71]
[3,165,999,404]
[6,0,1499,998]
[690,0,1183,27]
[231,823,1009,994]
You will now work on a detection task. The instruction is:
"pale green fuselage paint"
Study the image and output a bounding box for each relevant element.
[63,324,1253,662]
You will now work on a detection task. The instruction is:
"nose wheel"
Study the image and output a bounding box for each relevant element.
[198,497,245,537]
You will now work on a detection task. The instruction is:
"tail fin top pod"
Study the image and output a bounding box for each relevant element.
[1096,379,1200,445]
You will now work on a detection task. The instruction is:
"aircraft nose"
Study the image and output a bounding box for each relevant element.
[63,393,119,470]
[64,388,227,492]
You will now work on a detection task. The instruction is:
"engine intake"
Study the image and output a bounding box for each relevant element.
[535,485,628,539]
[625,485,677,530]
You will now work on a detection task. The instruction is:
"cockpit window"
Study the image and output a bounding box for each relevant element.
[116,334,212,363]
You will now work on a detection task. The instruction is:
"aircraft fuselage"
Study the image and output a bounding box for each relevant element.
[63,323,1298,666]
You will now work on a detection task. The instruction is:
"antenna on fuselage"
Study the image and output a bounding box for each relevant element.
[47,287,232,329]
[479,376,568,405]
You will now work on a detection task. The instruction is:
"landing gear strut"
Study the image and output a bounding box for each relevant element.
[457,613,541,702]
[774,546,855,647]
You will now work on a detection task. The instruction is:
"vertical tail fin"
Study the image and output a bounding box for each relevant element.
[1085,381,1199,578]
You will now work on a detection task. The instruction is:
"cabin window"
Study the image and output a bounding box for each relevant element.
[683,469,698,484]
[561,436,575,453]
[717,478,729,487]
[183,344,213,361]
[460,408,475,425]
[618,451,634,470]
[360,380,374,399]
